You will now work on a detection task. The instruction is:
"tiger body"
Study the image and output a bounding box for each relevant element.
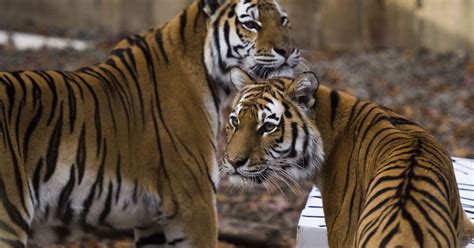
[0,0,299,246]
[223,69,474,247]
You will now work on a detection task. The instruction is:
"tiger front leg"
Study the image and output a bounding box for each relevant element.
[148,201,217,248]
[0,150,34,247]
[134,199,217,248]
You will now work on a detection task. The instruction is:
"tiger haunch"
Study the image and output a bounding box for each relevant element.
[223,68,474,247]
[0,0,299,247]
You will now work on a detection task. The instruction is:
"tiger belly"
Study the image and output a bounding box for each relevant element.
[28,165,159,246]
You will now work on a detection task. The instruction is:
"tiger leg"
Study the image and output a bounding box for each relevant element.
[0,138,34,247]
[134,226,167,248]
[159,202,217,248]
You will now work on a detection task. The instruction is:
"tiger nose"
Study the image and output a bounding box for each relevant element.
[274,47,295,58]
[228,157,249,169]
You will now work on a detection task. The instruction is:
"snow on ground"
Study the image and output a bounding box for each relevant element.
[0,31,92,51]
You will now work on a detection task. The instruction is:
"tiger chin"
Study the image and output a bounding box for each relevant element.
[223,68,474,247]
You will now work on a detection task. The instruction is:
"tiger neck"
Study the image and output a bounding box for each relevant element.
[89,0,228,140]
[311,85,358,160]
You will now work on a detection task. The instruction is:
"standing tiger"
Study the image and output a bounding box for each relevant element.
[0,0,300,247]
[222,68,474,247]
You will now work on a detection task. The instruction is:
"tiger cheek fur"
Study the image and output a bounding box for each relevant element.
[223,69,474,247]
[0,0,299,247]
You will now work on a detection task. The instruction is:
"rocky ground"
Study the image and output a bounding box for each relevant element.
[0,44,472,247]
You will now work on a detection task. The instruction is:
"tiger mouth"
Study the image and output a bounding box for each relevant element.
[251,64,294,79]
[230,170,268,184]
[225,165,271,184]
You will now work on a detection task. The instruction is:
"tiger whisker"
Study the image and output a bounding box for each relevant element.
[266,173,288,201]
[274,169,304,199]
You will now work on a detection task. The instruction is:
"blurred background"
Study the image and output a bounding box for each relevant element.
[0,0,473,247]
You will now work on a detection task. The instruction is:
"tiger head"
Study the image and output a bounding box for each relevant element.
[203,0,301,89]
[222,68,324,186]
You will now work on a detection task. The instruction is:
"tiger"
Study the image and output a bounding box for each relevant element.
[221,68,474,247]
[0,0,300,247]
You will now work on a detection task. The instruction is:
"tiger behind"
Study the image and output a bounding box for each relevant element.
[222,68,474,247]
[0,0,300,247]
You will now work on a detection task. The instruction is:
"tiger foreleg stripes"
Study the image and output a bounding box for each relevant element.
[134,200,217,248]
[0,126,34,247]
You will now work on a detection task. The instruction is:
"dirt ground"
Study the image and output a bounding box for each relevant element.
[0,44,472,247]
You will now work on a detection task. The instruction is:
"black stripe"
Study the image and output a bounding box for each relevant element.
[179,9,188,48]
[115,154,122,203]
[32,159,43,206]
[275,117,285,144]
[390,116,419,126]
[108,51,146,125]
[330,90,339,126]
[43,104,63,182]
[99,182,113,226]
[61,72,77,133]
[98,66,132,128]
[0,77,14,123]
[36,72,58,125]
[402,207,424,246]
[136,232,167,247]
[22,99,42,162]
[155,31,169,64]
[57,165,76,225]
[266,113,278,121]
[213,7,229,73]
[168,238,187,245]
[194,1,203,32]
[0,237,25,248]
[97,143,107,198]
[73,74,103,158]
[0,177,30,235]
[409,194,451,245]
[203,65,220,114]
[379,224,399,247]
[76,124,86,184]
[282,101,292,118]
[223,21,237,59]
[149,100,177,213]
[204,0,221,15]
[0,219,18,236]
[288,122,299,158]
[80,144,106,225]
[80,68,119,136]
[132,179,139,204]
[1,110,31,217]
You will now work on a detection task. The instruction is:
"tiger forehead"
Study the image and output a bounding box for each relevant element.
[235,0,284,18]
[236,83,286,117]
[242,78,291,96]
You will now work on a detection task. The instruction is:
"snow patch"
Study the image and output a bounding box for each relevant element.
[0,31,92,51]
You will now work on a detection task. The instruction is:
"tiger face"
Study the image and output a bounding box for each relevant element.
[204,0,300,90]
[222,68,324,186]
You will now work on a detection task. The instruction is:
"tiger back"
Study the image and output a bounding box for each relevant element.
[0,0,300,247]
[222,68,474,247]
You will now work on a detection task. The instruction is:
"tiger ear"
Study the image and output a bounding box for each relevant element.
[230,67,255,90]
[203,0,226,16]
[288,72,320,110]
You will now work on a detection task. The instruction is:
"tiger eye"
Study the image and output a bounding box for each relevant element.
[230,116,239,128]
[262,122,277,133]
[242,21,260,31]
